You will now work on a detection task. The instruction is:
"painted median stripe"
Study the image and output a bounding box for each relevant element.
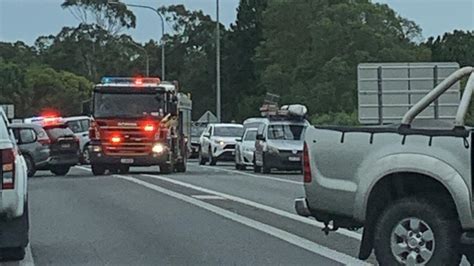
[114,174,369,265]
[141,173,362,241]
[191,195,226,200]
[75,166,361,240]
[196,164,302,185]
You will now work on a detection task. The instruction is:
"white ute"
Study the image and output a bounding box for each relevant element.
[296,67,474,264]
[0,108,29,261]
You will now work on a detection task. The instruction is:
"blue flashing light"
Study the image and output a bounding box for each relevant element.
[100,77,161,85]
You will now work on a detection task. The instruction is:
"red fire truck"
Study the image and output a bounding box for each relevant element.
[88,77,191,175]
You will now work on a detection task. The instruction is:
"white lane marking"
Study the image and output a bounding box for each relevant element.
[76,166,360,240]
[113,174,369,265]
[141,174,362,240]
[20,244,34,266]
[76,166,92,172]
[192,195,226,200]
[196,164,302,185]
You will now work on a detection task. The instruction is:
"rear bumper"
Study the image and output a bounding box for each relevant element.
[294,198,312,217]
[90,151,169,166]
[265,152,302,170]
[48,154,79,166]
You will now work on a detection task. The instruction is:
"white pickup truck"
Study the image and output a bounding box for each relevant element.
[0,109,29,261]
[296,67,474,264]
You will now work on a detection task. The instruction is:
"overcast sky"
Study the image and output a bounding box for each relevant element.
[0,0,473,45]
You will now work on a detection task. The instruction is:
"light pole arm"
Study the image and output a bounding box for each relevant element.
[129,41,149,77]
[108,1,166,80]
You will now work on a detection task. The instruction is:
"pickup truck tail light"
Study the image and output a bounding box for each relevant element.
[1,148,15,189]
[303,142,312,183]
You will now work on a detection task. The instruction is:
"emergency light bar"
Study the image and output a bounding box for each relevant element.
[24,116,65,127]
[101,77,161,85]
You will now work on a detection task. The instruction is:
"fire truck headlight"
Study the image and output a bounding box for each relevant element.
[152,143,165,154]
[91,145,102,152]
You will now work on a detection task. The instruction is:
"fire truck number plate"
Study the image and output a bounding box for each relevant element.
[121,158,134,164]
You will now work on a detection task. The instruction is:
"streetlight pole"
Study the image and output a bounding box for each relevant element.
[108,1,165,80]
[129,41,149,76]
[216,0,221,122]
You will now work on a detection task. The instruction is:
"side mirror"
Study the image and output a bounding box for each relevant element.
[236,138,242,142]
[256,134,264,141]
[203,133,210,138]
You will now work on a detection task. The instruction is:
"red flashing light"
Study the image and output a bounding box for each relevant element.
[111,136,121,144]
[135,78,143,85]
[144,124,154,132]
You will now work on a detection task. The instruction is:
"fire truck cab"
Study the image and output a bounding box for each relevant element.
[88,77,191,175]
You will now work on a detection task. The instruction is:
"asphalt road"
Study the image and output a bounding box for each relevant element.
[2,160,470,265]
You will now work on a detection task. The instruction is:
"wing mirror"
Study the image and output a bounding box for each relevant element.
[256,134,265,141]
[235,138,242,142]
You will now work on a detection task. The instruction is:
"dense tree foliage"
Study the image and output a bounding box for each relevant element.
[0,0,472,123]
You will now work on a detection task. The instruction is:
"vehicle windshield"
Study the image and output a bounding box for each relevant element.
[214,127,243,137]
[244,130,257,141]
[93,92,163,118]
[267,124,305,140]
[191,126,206,137]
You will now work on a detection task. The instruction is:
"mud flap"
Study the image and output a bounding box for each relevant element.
[359,226,374,260]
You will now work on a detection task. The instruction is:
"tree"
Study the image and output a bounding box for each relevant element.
[0,60,92,117]
[61,0,136,35]
[221,0,268,121]
[158,5,220,120]
[255,0,431,117]
[36,24,146,82]
[424,30,474,67]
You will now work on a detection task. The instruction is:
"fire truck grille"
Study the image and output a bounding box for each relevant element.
[101,127,154,156]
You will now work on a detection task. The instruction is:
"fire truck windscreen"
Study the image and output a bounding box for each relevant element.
[93,92,164,118]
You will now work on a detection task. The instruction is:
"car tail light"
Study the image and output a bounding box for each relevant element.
[303,142,312,183]
[1,148,15,189]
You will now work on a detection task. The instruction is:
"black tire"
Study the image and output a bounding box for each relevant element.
[1,201,29,261]
[81,144,90,165]
[209,157,217,166]
[50,165,70,176]
[176,160,186,173]
[119,165,130,174]
[209,148,217,166]
[253,164,261,173]
[0,247,25,261]
[91,164,106,176]
[160,163,173,174]
[198,149,207,165]
[374,197,461,265]
[24,155,36,177]
[262,153,271,174]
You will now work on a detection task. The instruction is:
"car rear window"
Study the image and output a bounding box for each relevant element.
[44,125,74,141]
